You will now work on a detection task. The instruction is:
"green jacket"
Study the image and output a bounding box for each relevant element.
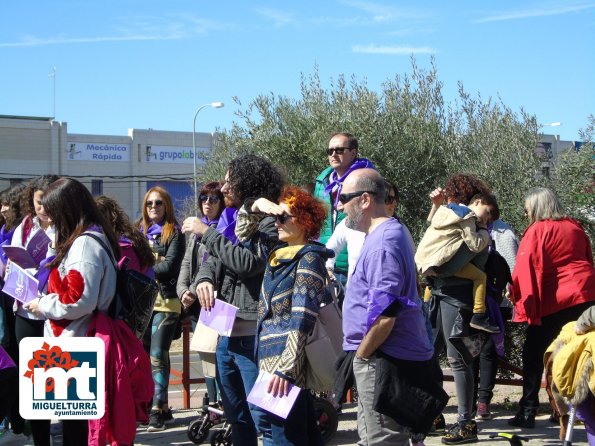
[314,166,349,273]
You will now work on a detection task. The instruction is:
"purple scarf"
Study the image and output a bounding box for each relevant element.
[145,222,164,240]
[216,208,238,245]
[0,225,15,265]
[201,215,220,228]
[323,158,375,207]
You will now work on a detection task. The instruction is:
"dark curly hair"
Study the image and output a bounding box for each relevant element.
[280,186,327,241]
[1,183,27,231]
[470,193,500,222]
[21,174,61,218]
[444,174,491,205]
[95,196,155,270]
[227,155,284,203]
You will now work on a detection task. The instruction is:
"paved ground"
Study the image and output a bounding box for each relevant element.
[6,362,587,446]
[129,381,588,446]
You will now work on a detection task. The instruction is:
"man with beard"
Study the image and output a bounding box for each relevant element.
[182,154,283,446]
[338,169,433,446]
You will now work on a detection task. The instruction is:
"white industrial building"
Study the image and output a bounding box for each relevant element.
[0,115,215,220]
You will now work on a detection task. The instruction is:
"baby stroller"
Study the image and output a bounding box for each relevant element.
[187,393,338,445]
[187,395,231,446]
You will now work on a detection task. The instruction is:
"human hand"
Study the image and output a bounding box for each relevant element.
[182,217,209,236]
[429,187,446,207]
[267,373,291,397]
[181,290,197,309]
[196,282,215,311]
[24,298,42,317]
[252,198,284,216]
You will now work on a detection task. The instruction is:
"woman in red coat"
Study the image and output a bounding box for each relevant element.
[508,187,595,428]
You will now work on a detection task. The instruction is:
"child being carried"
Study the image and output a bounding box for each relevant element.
[415,193,500,334]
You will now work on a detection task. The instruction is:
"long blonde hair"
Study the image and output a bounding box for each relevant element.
[141,186,178,243]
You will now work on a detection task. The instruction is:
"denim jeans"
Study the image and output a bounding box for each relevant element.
[472,334,497,406]
[262,390,322,446]
[438,300,475,422]
[216,335,267,446]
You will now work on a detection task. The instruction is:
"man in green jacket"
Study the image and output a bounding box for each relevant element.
[313,132,374,287]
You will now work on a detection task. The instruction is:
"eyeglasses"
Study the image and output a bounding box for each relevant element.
[275,213,294,224]
[385,195,396,204]
[339,190,376,205]
[326,147,352,156]
[200,194,220,204]
[146,200,163,208]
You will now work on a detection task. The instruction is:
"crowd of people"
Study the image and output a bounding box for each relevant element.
[0,130,594,446]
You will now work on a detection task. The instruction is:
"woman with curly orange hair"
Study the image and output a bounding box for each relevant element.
[235,186,333,446]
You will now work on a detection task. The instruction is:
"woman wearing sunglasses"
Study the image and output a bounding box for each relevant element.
[139,186,185,431]
[177,181,224,401]
[235,186,332,446]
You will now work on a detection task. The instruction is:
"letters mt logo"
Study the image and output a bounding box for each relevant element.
[19,337,105,420]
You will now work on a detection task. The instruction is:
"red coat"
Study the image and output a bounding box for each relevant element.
[87,312,153,446]
[511,218,595,325]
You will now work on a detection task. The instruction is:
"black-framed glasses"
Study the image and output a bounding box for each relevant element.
[275,213,295,224]
[146,200,163,208]
[339,190,376,205]
[326,147,351,156]
[200,194,220,204]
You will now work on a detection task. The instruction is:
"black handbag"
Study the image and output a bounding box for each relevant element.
[83,233,158,339]
[372,352,449,434]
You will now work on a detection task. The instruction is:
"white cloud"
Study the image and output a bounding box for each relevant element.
[341,0,428,22]
[0,14,230,48]
[253,8,297,27]
[352,44,436,55]
[475,3,595,23]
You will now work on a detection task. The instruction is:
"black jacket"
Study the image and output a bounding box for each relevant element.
[151,228,185,299]
[195,217,278,320]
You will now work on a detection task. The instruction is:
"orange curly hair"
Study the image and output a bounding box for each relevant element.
[280,186,327,241]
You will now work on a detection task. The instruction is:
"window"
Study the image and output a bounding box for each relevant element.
[92,179,103,196]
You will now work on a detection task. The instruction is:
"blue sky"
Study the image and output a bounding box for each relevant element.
[1,1,593,141]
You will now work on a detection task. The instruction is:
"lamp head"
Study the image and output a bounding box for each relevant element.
[211,102,224,108]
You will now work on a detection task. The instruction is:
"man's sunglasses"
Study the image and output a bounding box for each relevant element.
[339,190,376,205]
[275,213,295,224]
[146,200,163,208]
[200,194,220,204]
[326,147,352,156]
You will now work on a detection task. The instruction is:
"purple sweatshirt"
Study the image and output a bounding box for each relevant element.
[342,218,433,361]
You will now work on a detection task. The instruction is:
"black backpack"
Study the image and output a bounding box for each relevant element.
[484,247,512,303]
[83,233,158,339]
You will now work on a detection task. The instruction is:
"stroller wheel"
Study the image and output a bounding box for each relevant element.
[314,397,338,444]
[187,417,210,444]
[209,427,232,446]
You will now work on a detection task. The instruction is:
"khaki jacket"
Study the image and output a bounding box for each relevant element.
[415,205,490,275]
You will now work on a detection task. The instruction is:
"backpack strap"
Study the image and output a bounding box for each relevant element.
[80,232,118,273]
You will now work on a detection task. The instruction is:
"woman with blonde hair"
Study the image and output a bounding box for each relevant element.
[508,187,595,428]
[139,186,185,431]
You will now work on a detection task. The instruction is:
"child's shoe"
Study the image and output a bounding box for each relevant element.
[469,313,500,334]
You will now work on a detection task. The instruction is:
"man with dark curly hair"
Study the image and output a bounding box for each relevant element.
[182,154,284,446]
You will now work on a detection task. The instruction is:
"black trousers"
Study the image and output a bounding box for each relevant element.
[14,315,51,446]
[62,420,88,446]
[518,302,593,416]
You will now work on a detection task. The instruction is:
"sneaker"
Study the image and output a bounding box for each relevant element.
[470,313,500,334]
[163,408,175,425]
[441,420,478,445]
[146,410,165,432]
[0,430,33,445]
[475,402,492,421]
[507,412,535,429]
[428,413,446,436]
[411,432,426,446]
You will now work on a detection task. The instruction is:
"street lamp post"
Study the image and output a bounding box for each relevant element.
[193,101,224,213]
